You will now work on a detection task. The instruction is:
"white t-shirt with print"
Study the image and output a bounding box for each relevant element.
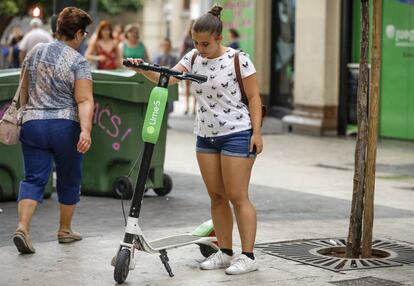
[179,47,256,137]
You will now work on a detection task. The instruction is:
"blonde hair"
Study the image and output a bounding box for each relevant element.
[124,24,140,39]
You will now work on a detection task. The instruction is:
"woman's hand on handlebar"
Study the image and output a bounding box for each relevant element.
[125,57,144,73]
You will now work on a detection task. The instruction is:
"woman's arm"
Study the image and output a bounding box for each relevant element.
[143,44,150,63]
[118,42,124,66]
[19,66,29,106]
[85,39,105,63]
[7,47,13,65]
[127,59,188,86]
[242,73,263,154]
[74,79,94,153]
[84,38,96,61]
[114,41,122,68]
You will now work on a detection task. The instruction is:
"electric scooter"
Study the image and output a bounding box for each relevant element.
[111,60,219,284]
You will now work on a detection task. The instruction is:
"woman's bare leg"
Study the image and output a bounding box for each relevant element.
[221,155,256,252]
[16,199,38,234]
[197,152,233,249]
[58,203,76,232]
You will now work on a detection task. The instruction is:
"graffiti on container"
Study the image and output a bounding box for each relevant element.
[1,101,133,151]
[0,102,11,120]
[93,102,133,151]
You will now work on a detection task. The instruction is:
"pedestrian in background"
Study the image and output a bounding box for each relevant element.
[126,4,263,275]
[227,28,240,50]
[153,38,178,128]
[7,27,24,68]
[180,20,196,115]
[18,18,53,64]
[119,24,149,63]
[85,20,120,70]
[112,23,125,45]
[12,7,94,254]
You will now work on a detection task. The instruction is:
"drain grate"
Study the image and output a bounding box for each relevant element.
[330,276,404,286]
[255,238,414,272]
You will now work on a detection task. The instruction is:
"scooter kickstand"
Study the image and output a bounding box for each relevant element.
[159,250,174,277]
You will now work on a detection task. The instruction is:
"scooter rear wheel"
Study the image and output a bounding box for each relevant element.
[114,248,131,284]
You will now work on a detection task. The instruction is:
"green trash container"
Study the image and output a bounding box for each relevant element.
[81,69,178,199]
[0,69,53,201]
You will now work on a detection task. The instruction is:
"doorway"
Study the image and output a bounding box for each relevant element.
[270,0,296,117]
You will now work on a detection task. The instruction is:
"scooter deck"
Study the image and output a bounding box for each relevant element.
[149,234,205,250]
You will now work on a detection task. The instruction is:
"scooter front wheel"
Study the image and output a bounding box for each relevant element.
[114,248,131,284]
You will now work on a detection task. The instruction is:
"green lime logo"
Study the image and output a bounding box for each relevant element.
[147,126,155,134]
[386,24,414,47]
[385,25,396,39]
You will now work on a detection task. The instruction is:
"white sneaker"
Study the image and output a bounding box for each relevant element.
[200,251,233,270]
[225,254,258,275]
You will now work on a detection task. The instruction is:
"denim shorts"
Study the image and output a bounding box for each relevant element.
[196,129,256,158]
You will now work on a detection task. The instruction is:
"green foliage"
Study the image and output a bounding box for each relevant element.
[0,0,19,15]
[1,0,143,17]
[0,0,53,18]
[77,0,143,15]
[100,0,143,14]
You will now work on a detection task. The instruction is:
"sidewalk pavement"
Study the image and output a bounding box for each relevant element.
[0,94,413,285]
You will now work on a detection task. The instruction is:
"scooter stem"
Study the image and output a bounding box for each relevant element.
[123,73,170,244]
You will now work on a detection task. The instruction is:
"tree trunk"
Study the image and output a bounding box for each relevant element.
[362,0,382,258]
[347,0,370,258]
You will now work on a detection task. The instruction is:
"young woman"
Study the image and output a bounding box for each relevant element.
[126,5,263,275]
[112,23,125,45]
[85,20,120,70]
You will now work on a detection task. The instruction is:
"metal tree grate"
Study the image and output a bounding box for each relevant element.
[330,276,404,286]
[255,238,414,272]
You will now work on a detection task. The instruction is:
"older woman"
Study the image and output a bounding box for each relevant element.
[118,24,149,62]
[12,7,94,254]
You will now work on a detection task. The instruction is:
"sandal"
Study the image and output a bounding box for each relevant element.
[57,229,82,244]
[12,229,36,254]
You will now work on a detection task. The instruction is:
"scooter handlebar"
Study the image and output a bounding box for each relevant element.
[122,59,207,84]
[182,72,208,84]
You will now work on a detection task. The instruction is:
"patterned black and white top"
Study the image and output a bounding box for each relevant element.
[179,47,256,137]
[22,41,92,124]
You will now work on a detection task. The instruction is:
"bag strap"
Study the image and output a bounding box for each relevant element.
[234,50,248,106]
[11,66,28,105]
[190,51,199,70]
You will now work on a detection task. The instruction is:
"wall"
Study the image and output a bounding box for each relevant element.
[254,0,271,97]
[282,0,341,135]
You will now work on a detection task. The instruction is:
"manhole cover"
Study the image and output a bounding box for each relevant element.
[330,276,404,286]
[255,238,414,272]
